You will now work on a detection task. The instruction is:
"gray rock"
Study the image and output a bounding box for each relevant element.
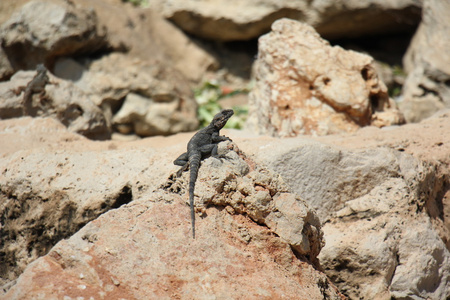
[1,134,340,299]
[239,136,450,299]
[0,0,109,70]
[0,69,110,140]
[0,141,169,289]
[401,0,450,123]
[54,53,198,137]
[73,0,217,82]
[150,0,421,41]
[3,199,341,300]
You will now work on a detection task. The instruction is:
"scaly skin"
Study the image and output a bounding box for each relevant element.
[22,64,49,115]
[173,109,234,238]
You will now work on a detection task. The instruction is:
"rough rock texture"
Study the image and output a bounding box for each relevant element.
[239,111,450,299]
[401,0,450,122]
[151,0,421,41]
[0,118,170,290]
[0,0,217,82]
[53,53,198,137]
[1,126,343,299]
[0,117,85,158]
[0,0,212,136]
[3,202,342,300]
[73,0,217,83]
[165,142,324,258]
[246,19,404,137]
[1,109,449,299]
[0,69,110,140]
[0,0,109,70]
[0,48,13,80]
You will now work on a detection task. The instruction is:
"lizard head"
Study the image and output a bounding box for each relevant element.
[36,64,47,73]
[212,109,234,129]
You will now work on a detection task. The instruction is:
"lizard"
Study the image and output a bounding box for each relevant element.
[12,64,50,116]
[173,109,234,238]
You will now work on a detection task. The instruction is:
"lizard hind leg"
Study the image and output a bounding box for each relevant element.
[173,152,188,166]
[176,162,189,177]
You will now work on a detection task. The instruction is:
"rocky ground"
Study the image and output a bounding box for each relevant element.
[1,0,449,299]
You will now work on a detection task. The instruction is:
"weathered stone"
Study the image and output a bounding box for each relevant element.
[238,113,450,299]
[1,106,449,299]
[167,142,324,258]
[0,117,84,157]
[150,0,421,41]
[0,0,109,70]
[246,19,404,137]
[401,0,450,122]
[0,48,13,81]
[311,0,422,40]
[74,0,217,82]
[0,69,110,140]
[0,0,216,82]
[0,124,169,289]
[54,53,198,137]
[3,199,341,300]
[0,121,341,299]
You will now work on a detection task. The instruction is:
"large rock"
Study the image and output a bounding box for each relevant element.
[2,109,449,299]
[0,69,110,140]
[246,19,404,137]
[401,0,450,122]
[74,0,217,82]
[1,122,342,298]
[54,53,199,137]
[239,112,450,299]
[150,0,421,41]
[0,118,170,291]
[0,0,109,70]
[0,0,217,82]
[165,142,324,258]
[3,201,341,299]
[0,117,84,157]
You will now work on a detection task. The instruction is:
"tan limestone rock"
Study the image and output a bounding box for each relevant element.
[246,19,404,137]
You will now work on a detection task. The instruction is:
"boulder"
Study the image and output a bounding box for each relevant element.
[0,118,170,290]
[0,68,110,140]
[54,53,198,137]
[1,123,342,298]
[74,0,217,82]
[3,200,341,299]
[238,112,450,299]
[150,0,421,41]
[246,19,404,137]
[164,142,324,258]
[0,0,109,70]
[112,92,197,137]
[311,0,421,40]
[2,109,449,299]
[401,0,450,122]
[0,0,217,82]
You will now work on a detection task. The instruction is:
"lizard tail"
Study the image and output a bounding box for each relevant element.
[189,153,201,239]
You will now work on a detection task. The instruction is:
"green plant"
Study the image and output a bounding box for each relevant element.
[122,0,149,7]
[389,86,402,98]
[194,81,249,129]
[392,65,406,77]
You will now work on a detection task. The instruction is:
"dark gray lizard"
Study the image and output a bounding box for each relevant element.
[22,64,49,115]
[174,109,234,238]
